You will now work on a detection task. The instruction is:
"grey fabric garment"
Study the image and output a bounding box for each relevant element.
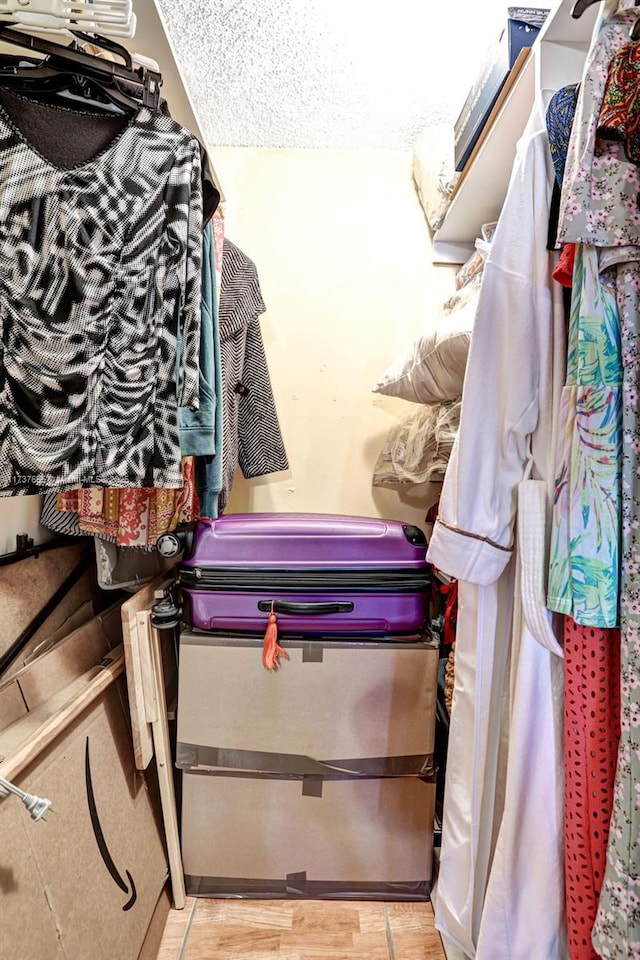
[215,239,288,513]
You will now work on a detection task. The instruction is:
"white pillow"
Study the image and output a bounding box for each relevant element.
[374,295,477,404]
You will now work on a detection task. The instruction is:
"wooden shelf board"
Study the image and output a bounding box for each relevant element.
[433,50,535,259]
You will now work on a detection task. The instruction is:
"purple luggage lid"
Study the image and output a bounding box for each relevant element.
[182,513,428,570]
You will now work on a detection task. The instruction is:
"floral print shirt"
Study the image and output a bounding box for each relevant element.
[559,3,640,247]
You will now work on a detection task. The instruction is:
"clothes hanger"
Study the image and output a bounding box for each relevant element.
[0,1,136,39]
[0,24,161,110]
[571,0,600,18]
[70,29,133,71]
[0,56,147,113]
[570,0,638,18]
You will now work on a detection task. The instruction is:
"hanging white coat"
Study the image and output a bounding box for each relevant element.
[427,96,568,960]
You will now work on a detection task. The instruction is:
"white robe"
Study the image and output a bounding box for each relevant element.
[427,96,567,960]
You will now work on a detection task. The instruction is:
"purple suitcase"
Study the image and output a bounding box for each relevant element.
[179,513,430,636]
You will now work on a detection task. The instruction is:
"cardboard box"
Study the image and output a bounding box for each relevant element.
[182,770,435,900]
[0,679,169,960]
[0,542,102,675]
[176,634,438,776]
[177,633,437,900]
[0,602,123,739]
[454,7,550,171]
[0,602,169,960]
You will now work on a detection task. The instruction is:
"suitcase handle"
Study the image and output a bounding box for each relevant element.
[257,600,355,616]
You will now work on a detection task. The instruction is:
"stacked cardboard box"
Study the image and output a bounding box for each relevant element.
[177,633,438,899]
[0,605,169,960]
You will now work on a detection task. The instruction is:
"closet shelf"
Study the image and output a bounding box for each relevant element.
[432,51,535,265]
[432,0,598,265]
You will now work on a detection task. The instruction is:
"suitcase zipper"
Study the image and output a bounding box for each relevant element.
[179,566,429,593]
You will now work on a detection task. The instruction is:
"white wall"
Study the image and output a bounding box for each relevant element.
[0,497,49,555]
[217,145,454,532]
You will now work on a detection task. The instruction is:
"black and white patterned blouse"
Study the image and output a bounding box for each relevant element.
[0,98,202,495]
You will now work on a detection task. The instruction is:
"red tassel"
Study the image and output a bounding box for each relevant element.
[262,607,289,671]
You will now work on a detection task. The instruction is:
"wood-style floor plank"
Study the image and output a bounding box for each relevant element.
[155,897,197,960]
[351,902,387,934]
[196,899,294,930]
[386,900,435,932]
[279,932,359,951]
[290,902,361,933]
[392,931,447,960]
[156,898,446,960]
[350,932,396,958]
[182,925,281,958]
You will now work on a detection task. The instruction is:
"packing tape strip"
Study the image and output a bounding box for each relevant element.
[302,777,323,797]
[184,874,431,899]
[302,644,323,663]
[176,742,437,779]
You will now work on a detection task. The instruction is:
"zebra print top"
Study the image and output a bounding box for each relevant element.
[0,97,203,496]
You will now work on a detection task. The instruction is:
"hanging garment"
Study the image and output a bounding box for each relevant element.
[0,94,203,495]
[40,456,199,550]
[49,223,222,548]
[592,256,640,960]
[547,83,580,188]
[426,97,567,960]
[434,572,513,959]
[547,244,622,628]
[558,4,640,249]
[178,220,220,457]
[553,243,577,286]
[200,239,288,516]
[564,616,621,960]
[197,212,225,517]
[54,457,199,549]
[475,485,566,960]
[40,219,217,545]
[597,39,640,164]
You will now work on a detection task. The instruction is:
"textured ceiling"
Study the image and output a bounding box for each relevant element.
[157,0,552,150]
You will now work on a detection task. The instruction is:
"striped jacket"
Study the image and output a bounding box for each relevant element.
[217,239,289,512]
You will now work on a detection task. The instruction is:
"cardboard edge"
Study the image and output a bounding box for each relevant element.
[0,645,125,781]
[137,882,172,960]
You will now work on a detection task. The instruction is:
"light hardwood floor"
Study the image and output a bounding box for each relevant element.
[156,897,447,960]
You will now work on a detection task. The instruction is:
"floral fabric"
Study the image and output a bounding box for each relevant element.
[592,257,640,959]
[558,4,640,248]
[548,244,621,628]
[547,83,580,187]
[55,456,199,549]
[597,41,640,164]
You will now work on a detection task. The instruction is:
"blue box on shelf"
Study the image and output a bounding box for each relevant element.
[453,7,550,173]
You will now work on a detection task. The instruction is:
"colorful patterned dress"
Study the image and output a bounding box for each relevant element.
[547,243,621,628]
